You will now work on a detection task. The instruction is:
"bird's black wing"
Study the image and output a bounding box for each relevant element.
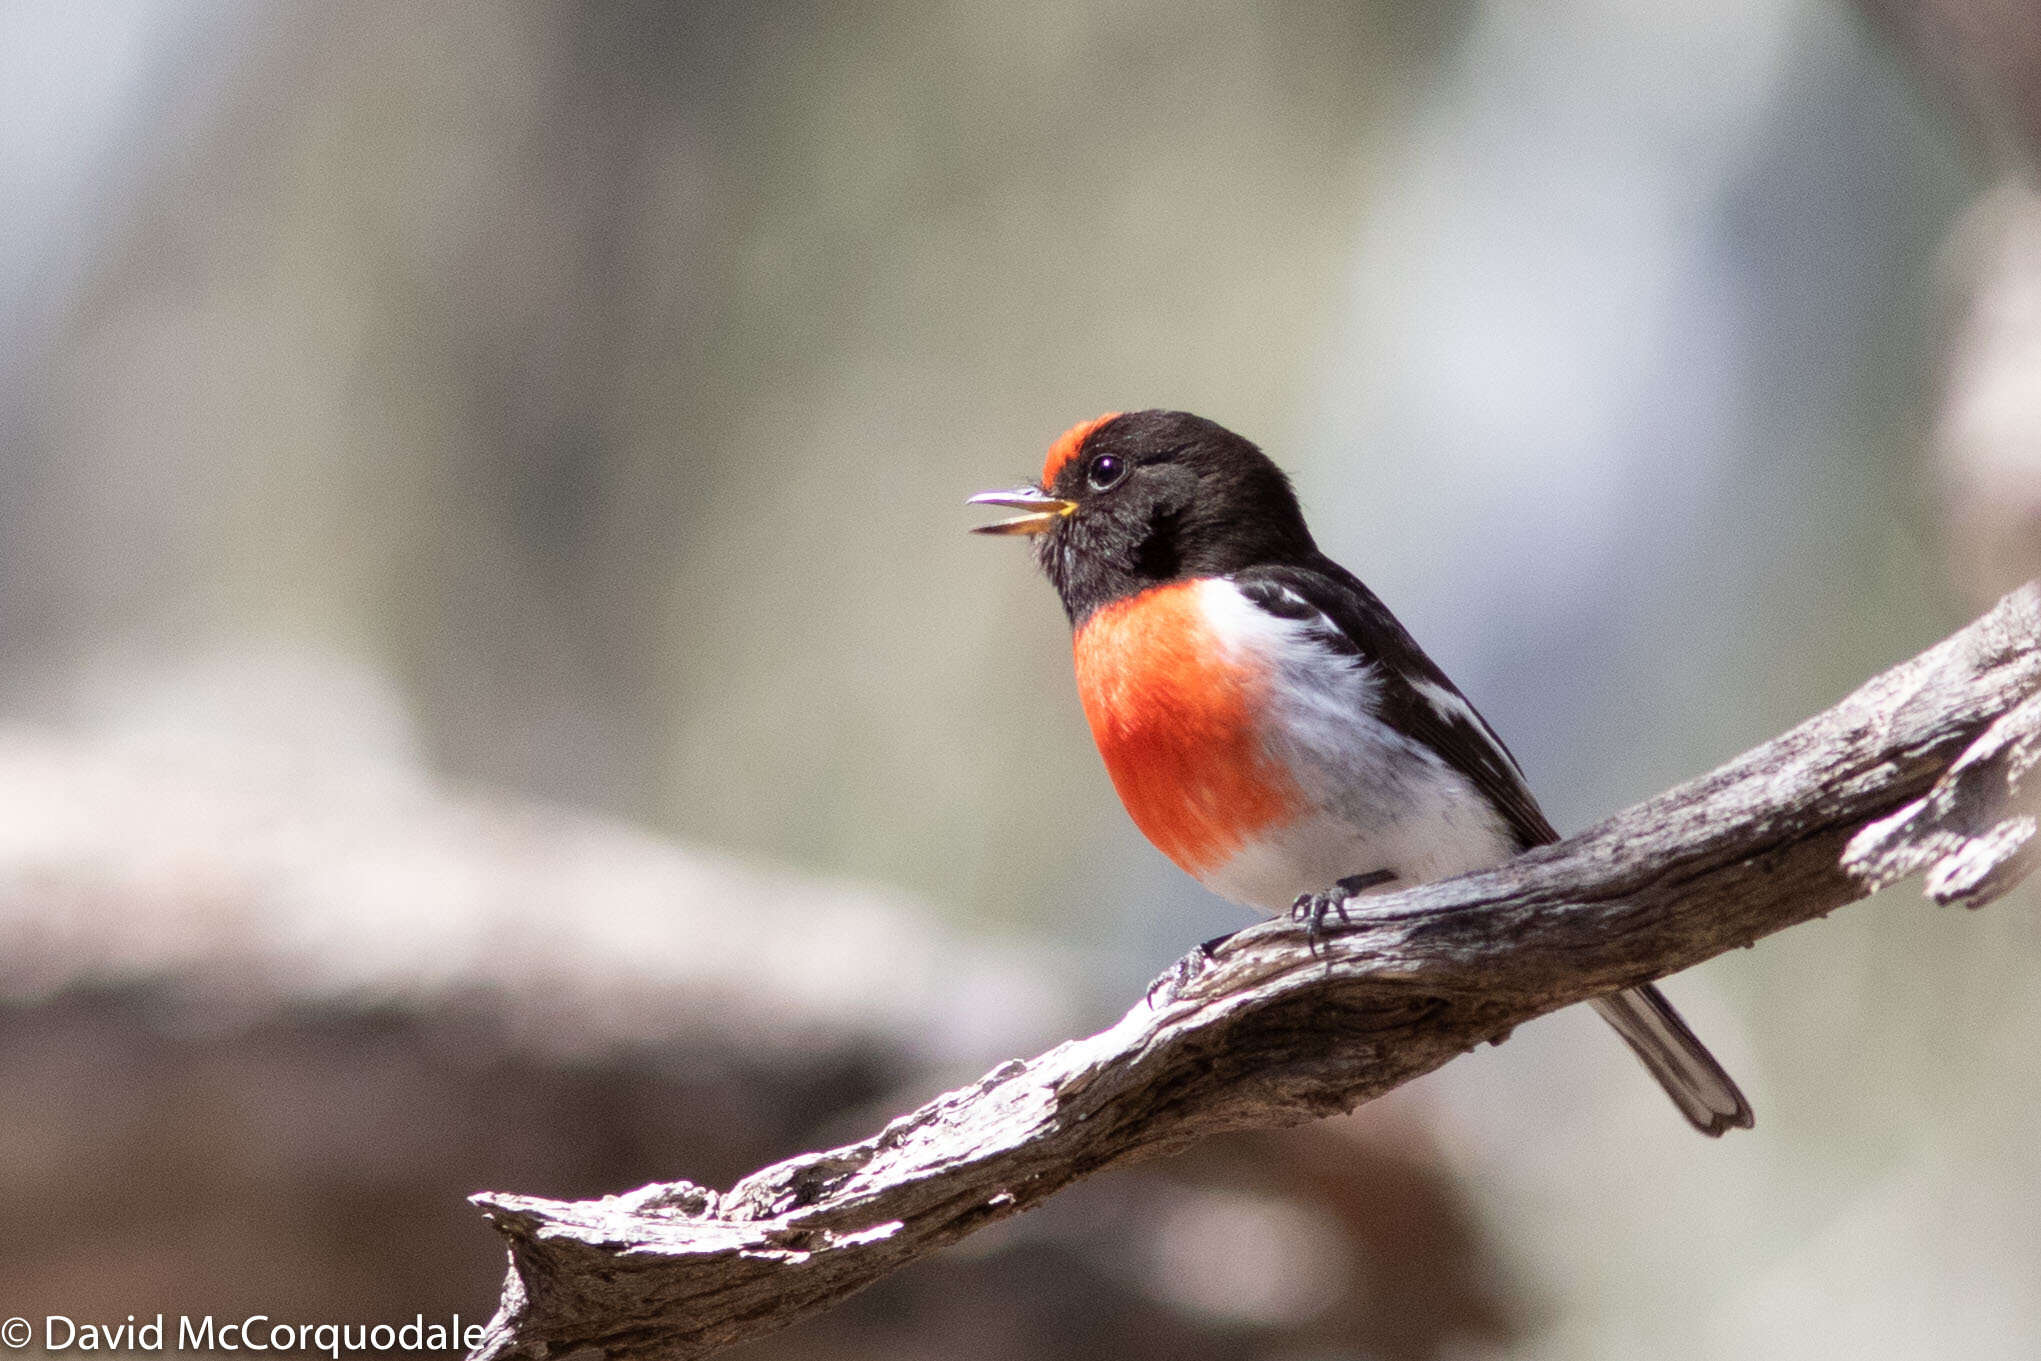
[1234,559,1559,851]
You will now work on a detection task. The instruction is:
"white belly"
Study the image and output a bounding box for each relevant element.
[1201,789,1518,915]
[1186,578,1520,914]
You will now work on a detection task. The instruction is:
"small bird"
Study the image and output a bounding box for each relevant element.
[971,410,1752,1136]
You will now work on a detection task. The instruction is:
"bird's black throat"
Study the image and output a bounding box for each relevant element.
[1033,409,1318,626]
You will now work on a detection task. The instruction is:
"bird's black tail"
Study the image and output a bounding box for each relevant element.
[1589,984,1754,1136]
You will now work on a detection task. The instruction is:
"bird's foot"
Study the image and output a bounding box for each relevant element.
[1146,930,1240,1007]
[1289,869,1397,953]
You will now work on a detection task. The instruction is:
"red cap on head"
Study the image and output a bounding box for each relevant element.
[1041,413,1121,489]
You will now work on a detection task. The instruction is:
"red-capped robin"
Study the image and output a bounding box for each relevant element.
[971,409,1752,1136]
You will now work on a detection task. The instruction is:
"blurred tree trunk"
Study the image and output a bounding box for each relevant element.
[1859,0,2041,600]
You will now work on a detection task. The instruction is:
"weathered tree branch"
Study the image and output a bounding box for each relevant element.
[471,582,2041,1361]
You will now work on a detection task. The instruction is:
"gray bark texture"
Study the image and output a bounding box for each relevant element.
[471,582,2041,1361]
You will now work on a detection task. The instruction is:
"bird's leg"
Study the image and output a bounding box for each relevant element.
[1289,869,1398,952]
[1158,868,1398,1003]
[1197,930,1238,958]
[1145,930,1245,1007]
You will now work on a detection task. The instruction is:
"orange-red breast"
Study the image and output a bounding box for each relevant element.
[972,410,1752,1136]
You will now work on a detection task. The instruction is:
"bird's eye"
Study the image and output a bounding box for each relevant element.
[1086,454,1127,491]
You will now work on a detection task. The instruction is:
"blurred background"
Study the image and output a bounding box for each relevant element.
[2,1,2039,1358]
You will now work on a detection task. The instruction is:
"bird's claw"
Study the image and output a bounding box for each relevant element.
[1145,930,1240,1007]
[1288,889,1352,952]
[1289,869,1397,953]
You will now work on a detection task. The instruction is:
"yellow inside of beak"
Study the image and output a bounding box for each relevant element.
[967,492,1076,536]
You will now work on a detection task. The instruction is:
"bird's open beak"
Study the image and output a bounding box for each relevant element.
[967,487,1076,536]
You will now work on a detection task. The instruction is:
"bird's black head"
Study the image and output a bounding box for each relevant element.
[970,410,1318,624]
